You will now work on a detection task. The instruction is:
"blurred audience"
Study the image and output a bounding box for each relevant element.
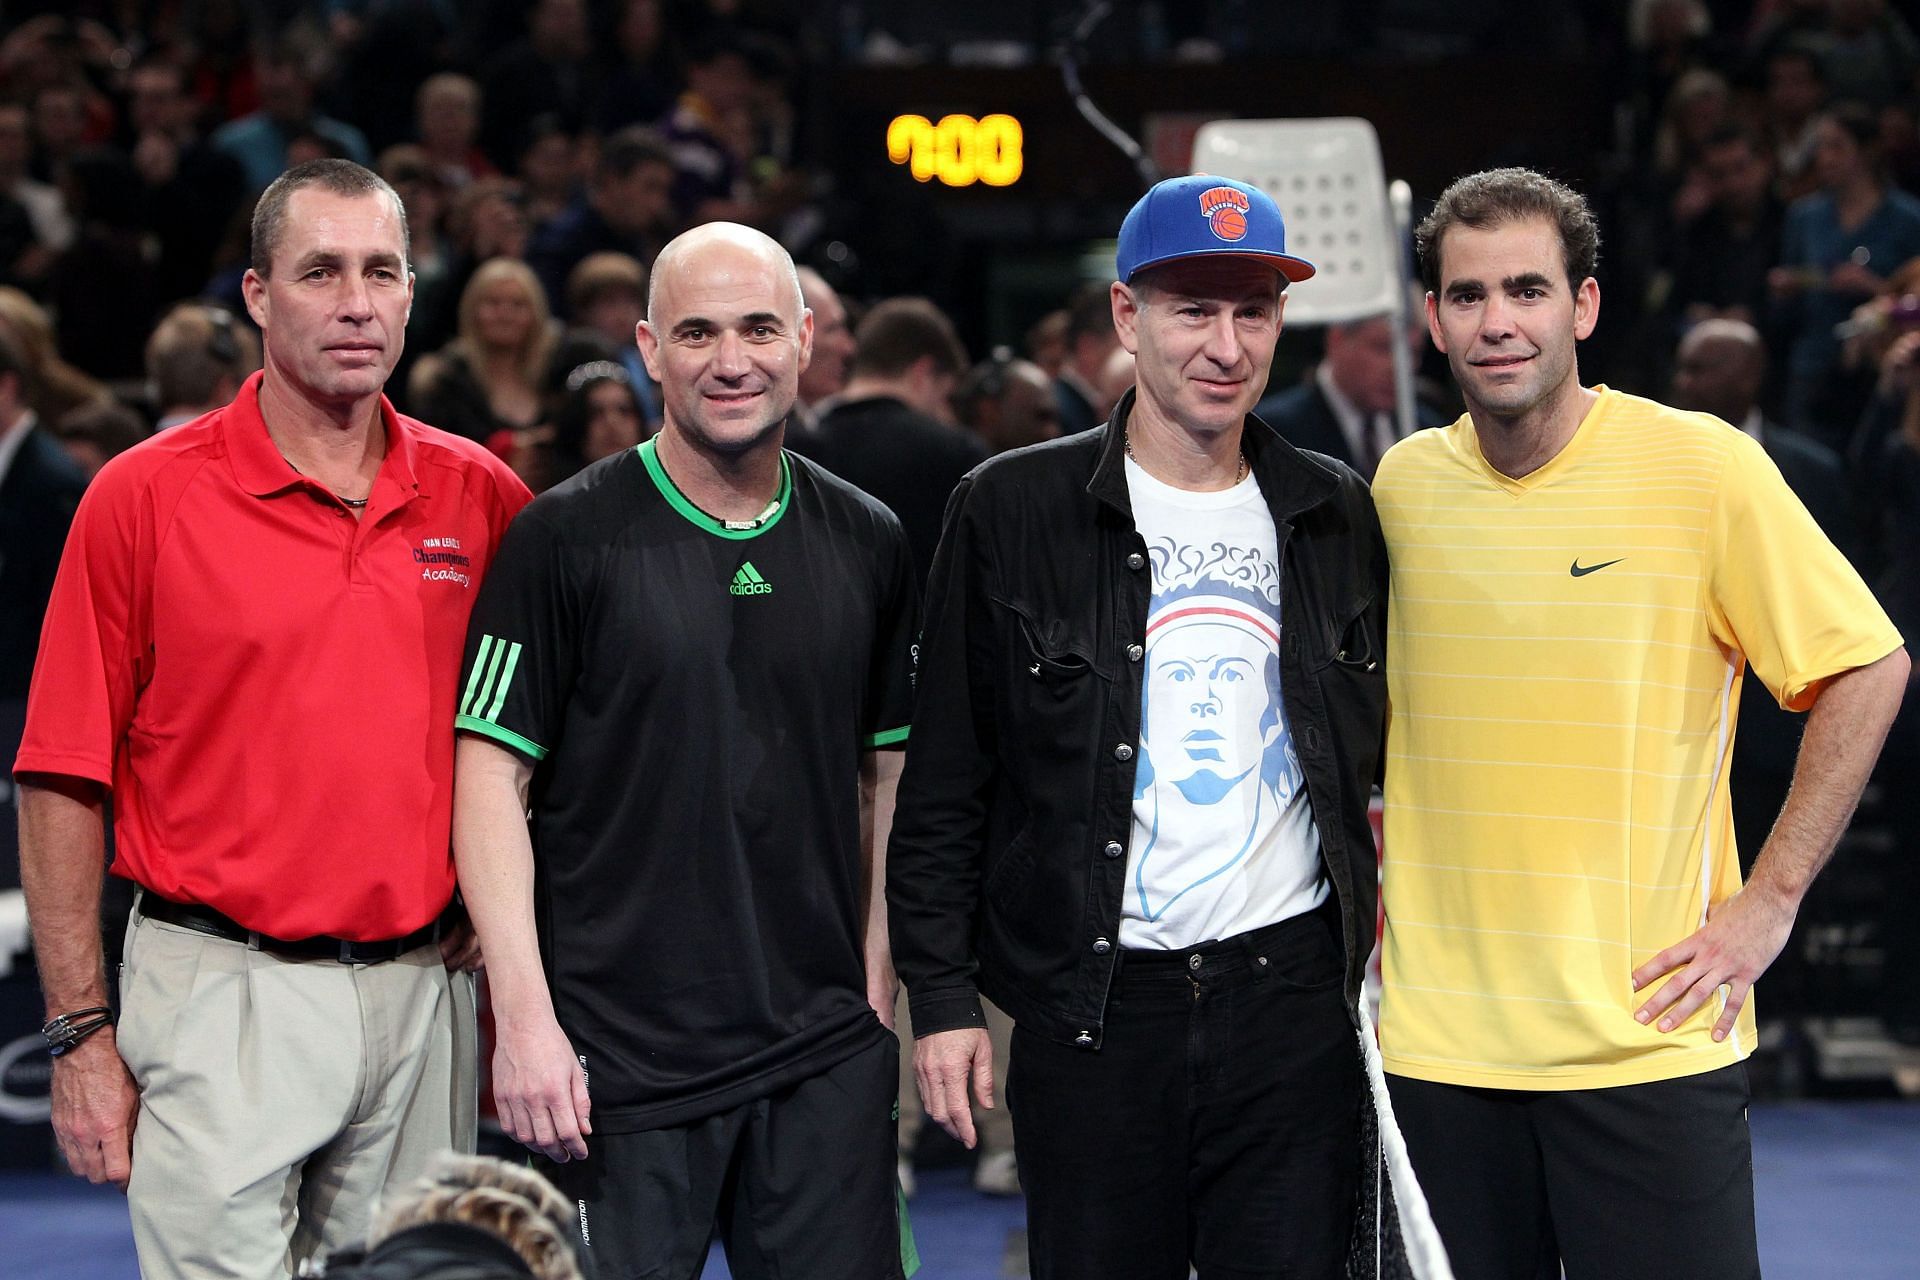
[556,251,658,424]
[1093,345,1136,421]
[514,117,584,232]
[792,265,854,436]
[1654,67,1735,188]
[0,102,69,290]
[212,40,373,193]
[1668,127,1783,328]
[480,0,596,170]
[29,81,94,189]
[1821,0,1920,110]
[0,325,85,700]
[1621,0,1720,165]
[1763,43,1831,199]
[51,148,161,379]
[409,258,557,446]
[1670,317,1854,1020]
[660,28,756,227]
[123,56,249,307]
[1771,102,1920,440]
[548,361,650,487]
[796,296,985,587]
[597,0,676,132]
[378,145,454,346]
[1672,318,1853,548]
[415,73,496,191]
[1025,309,1069,379]
[445,179,532,289]
[527,126,675,320]
[146,302,261,430]
[54,397,149,481]
[1254,314,1438,480]
[1054,283,1121,435]
[1845,283,1920,1044]
[0,286,106,422]
[954,348,1059,455]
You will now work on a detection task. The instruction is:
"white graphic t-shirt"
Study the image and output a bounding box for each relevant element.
[1121,456,1326,949]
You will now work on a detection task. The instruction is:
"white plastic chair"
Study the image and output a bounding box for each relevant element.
[1191,118,1420,436]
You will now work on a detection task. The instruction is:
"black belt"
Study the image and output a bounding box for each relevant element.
[136,894,440,965]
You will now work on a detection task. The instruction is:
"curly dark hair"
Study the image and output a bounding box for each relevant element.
[1415,167,1600,295]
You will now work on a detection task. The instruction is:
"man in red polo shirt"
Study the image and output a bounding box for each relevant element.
[14,159,530,1279]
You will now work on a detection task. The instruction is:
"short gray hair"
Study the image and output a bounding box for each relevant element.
[250,158,410,277]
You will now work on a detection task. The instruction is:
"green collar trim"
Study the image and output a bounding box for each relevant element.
[638,437,792,540]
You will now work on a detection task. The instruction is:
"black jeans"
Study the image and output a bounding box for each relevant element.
[1008,902,1361,1280]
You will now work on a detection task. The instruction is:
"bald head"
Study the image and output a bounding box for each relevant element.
[1672,319,1766,425]
[647,222,804,326]
[796,266,851,404]
[637,221,814,456]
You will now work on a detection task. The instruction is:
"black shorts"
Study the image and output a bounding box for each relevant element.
[1388,1064,1759,1280]
[541,1036,915,1280]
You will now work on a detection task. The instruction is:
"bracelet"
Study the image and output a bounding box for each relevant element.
[42,1006,114,1058]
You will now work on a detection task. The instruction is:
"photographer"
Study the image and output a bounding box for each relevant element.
[319,1155,584,1280]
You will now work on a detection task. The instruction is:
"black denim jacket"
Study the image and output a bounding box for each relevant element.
[888,392,1390,1049]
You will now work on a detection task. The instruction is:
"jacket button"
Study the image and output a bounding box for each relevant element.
[1103,840,1123,859]
[1074,1032,1094,1047]
[1092,937,1112,955]
[1126,643,1143,662]
[1113,743,1134,761]
[1125,552,1145,570]
[1304,726,1319,752]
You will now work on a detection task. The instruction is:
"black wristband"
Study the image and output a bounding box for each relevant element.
[43,1006,114,1057]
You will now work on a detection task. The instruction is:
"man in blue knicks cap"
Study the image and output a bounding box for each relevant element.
[889,173,1394,1277]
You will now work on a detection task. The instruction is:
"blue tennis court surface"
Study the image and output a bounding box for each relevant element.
[2,1101,1914,1278]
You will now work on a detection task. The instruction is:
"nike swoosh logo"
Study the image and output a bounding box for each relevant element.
[1569,557,1625,577]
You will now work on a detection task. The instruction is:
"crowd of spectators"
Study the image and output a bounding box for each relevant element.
[0,0,828,490]
[4,0,1920,1041]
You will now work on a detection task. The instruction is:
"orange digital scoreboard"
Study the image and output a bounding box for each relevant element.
[886,113,1025,187]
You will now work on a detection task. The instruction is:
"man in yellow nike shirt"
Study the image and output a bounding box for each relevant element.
[1373,167,1908,1280]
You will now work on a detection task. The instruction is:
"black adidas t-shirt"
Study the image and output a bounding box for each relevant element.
[456,438,916,1130]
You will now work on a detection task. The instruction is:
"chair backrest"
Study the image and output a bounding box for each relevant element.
[1190,117,1400,328]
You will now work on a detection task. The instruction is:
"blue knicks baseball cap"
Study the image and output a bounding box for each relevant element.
[1115,173,1316,285]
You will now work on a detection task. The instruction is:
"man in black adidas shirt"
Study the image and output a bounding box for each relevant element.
[452,222,919,1279]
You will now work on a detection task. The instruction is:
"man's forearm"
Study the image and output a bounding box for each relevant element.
[18,776,111,1016]
[1750,647,1910,904]
[450,737,552,1020]
[860,749,905,980]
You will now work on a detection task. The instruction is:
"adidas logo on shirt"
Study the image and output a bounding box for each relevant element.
[730,562,773,596]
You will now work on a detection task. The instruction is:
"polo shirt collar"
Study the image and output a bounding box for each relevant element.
[225,371,422,508]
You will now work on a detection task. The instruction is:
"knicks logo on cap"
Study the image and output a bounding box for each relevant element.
[1199,186,1251,242]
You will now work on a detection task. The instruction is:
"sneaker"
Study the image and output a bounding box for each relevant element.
[971,1148,1020,1196]
[897,1155,916,1200]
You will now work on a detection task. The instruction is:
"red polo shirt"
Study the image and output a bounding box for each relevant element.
[16,374,531,939]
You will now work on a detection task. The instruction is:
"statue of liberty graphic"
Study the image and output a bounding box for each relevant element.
[1130,537,1305,924]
